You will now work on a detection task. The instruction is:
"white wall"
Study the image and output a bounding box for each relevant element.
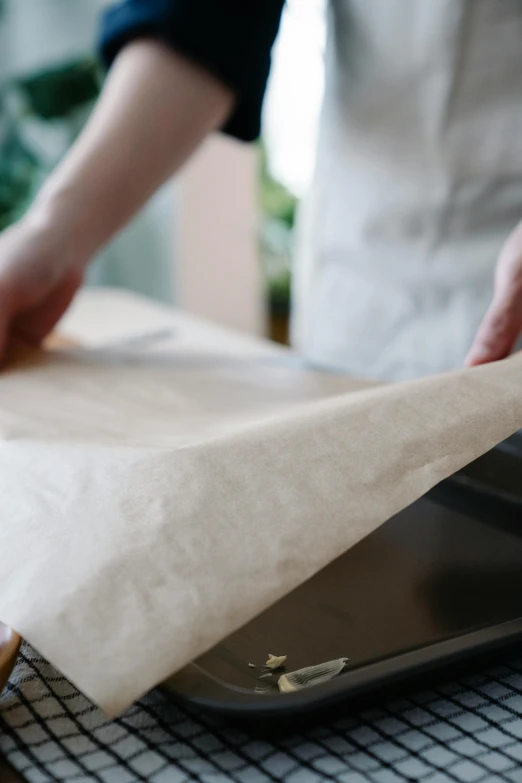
[177,136,263,336]
[0,0,110,77]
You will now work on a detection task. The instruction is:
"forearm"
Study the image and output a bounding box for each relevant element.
[33,40,234,259]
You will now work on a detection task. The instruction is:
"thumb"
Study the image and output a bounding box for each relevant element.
[466,227,522,367]
[466,279,522,367]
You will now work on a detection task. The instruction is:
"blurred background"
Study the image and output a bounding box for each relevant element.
[0,0,326,344]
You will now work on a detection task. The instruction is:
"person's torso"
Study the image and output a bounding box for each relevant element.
[292,0,522,380]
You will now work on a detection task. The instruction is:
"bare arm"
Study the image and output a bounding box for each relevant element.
[0,40,233,353]
[38,40,234,256]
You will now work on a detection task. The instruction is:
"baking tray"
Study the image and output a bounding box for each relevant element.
[163,442,522,717]
[432,431,522,530]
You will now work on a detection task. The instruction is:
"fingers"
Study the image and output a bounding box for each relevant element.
[466,233,522,366]
[11,268,84,346]
[465,299,522,366]
[0,266,83,362]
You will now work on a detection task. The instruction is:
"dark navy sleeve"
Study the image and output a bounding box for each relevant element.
[98,0,284,142]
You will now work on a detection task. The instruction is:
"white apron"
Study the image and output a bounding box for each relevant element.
[292,0,522,380]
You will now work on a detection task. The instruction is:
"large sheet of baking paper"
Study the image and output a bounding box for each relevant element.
[0,344,521,716]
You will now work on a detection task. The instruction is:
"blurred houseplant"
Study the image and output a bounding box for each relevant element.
[0,56,101,231]
[258,141,297,343]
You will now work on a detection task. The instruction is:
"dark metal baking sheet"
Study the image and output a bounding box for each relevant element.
[163,444,522,717]
[432,433,522,530]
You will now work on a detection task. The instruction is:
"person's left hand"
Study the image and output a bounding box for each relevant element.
[0,207,86,357]
[466,221,522,366]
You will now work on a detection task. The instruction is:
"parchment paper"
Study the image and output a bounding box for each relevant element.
[0,343,521,716]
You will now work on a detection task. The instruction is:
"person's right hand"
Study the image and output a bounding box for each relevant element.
[466,220,522,366]
[0,210,86,357]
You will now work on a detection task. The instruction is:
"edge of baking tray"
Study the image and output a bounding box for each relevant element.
[162,617,522,717]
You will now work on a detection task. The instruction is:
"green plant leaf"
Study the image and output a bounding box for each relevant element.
[257,141,297,314]
[16,57,101,120]
[258,140,297,228]
[0,129,40,230]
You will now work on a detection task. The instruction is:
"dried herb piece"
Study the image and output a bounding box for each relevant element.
[278,658,349,693]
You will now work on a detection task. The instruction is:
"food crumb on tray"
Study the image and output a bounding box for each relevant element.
[278,658,349,693]
[265,654,287,670]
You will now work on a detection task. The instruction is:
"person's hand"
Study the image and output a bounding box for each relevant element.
[0,209,86,357]
[0,39,234,362]
[466,221,522,366]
